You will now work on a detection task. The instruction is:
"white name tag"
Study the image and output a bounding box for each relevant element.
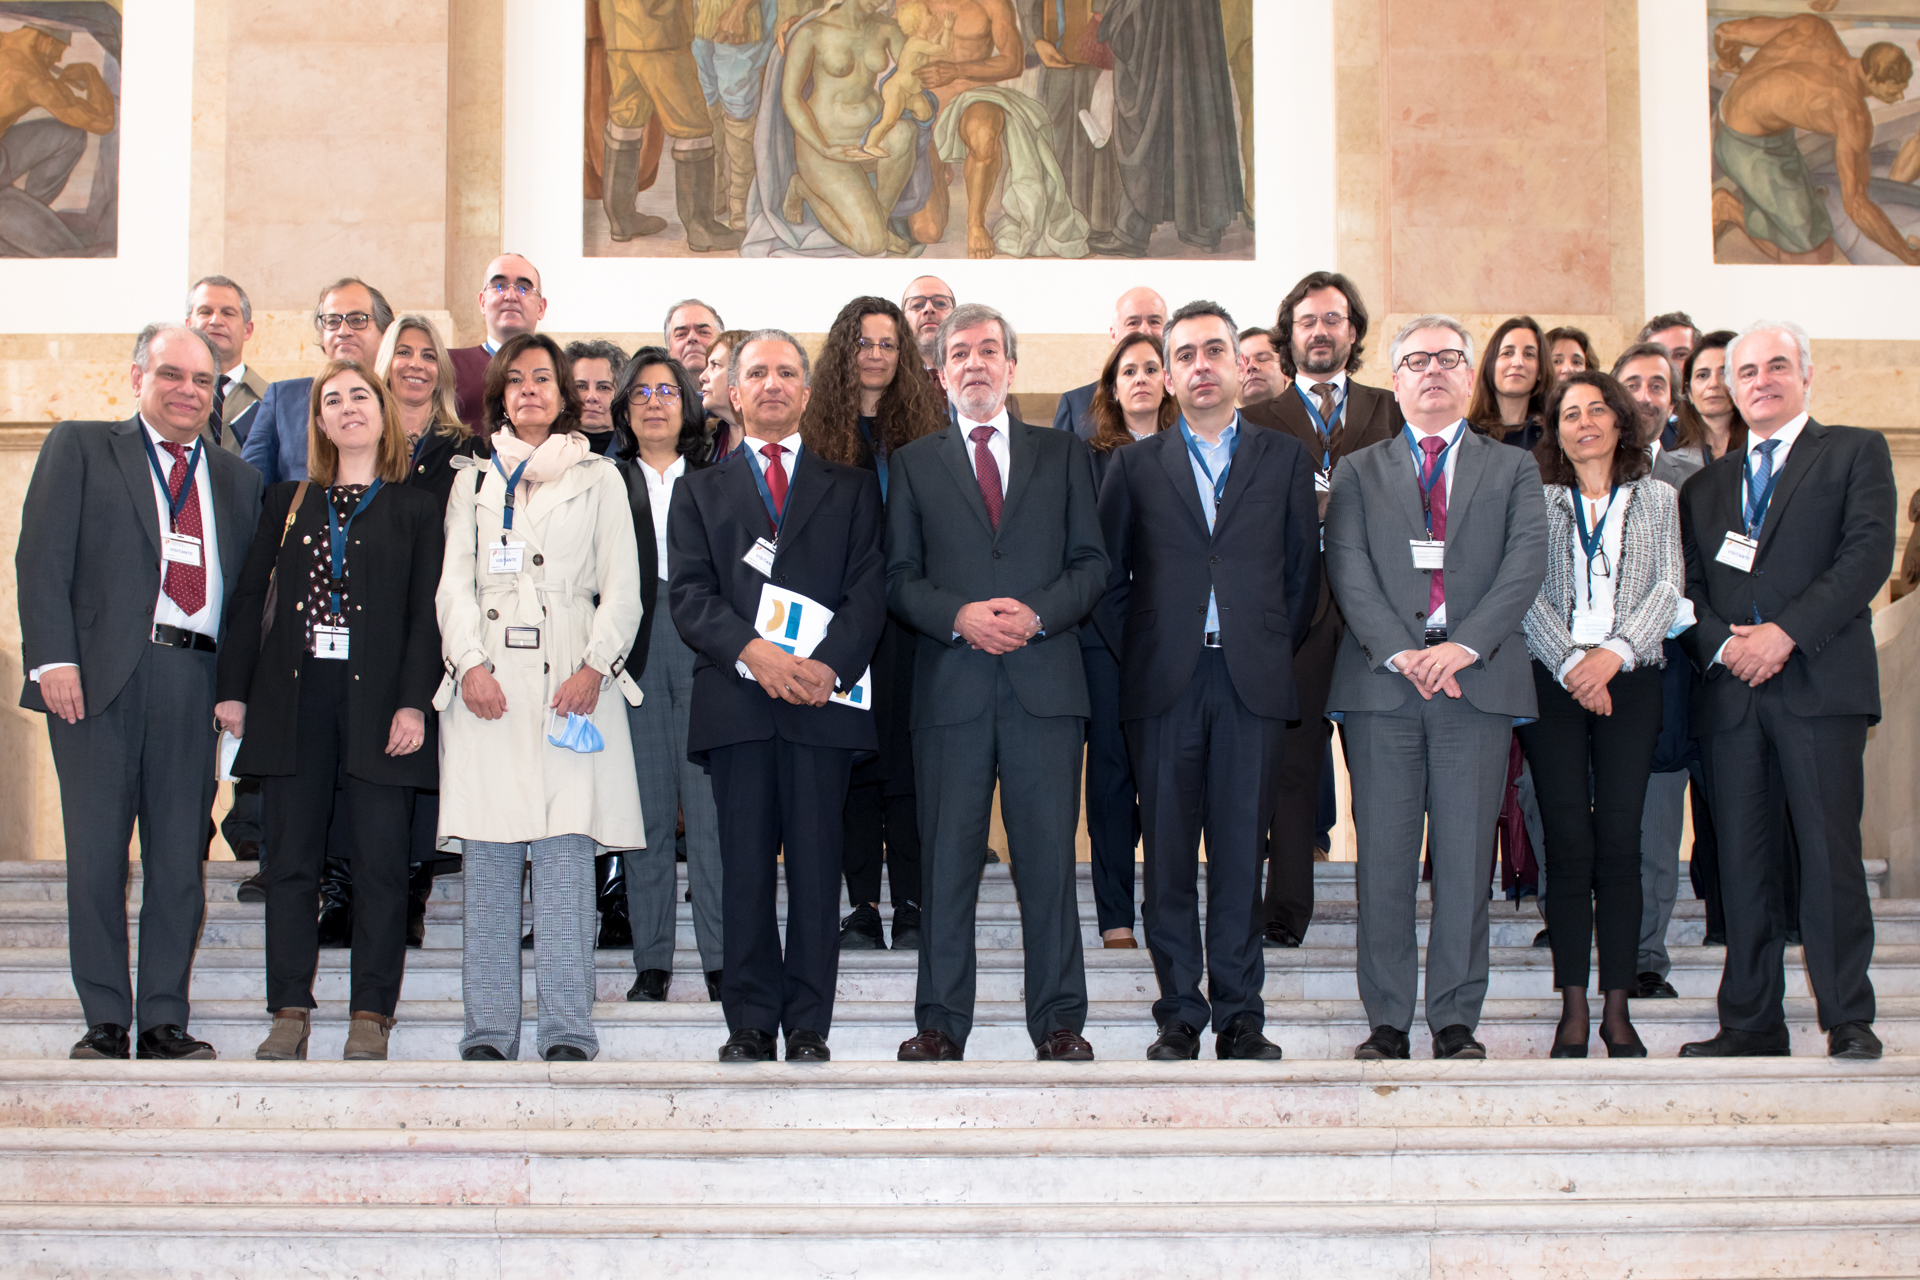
[1716,532,1758,573]
[313,625,350,659]
[1314,470,1331,493]
[1410,540,1446,571]
[743,537,777,577]
[488,541,526,574]
[1570,615,1612,646]
[162,533,202,566]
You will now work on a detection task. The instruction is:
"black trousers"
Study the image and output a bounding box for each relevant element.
[1516,660,1662,992]
[709,735,854,1038]
[1686,758,1725,938]
[1083,641,1139,933]
[259,657,412,1016]
[843,781,920,907]
[1700,694,1875,1033]
[1128,648,1281,1033]
[1262,601,1341,939]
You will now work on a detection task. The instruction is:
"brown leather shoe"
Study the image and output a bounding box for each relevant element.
[1035,1029,1095,1061]
[896,1027,964,1061]
[1102,934,1138,949]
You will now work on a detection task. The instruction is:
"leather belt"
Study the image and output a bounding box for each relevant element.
[1202,630,1223,649]
[153,623,217,653]
[1422,628,1449,648]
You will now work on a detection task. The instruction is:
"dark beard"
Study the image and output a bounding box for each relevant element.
[1297,343,1343,376]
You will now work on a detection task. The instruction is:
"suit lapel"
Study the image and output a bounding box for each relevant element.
[1214,418,1265,528]
[1156,429,1211,536]
[994,420,1039,534]
[1443,428,1490,537]
[725,449,777,538]
[111,416,164,562]
[1258,390,1322,459]
[1756,421,1826,559]
[778,449,830,549]
[1383,432,1429,541]
[938,425,995,537]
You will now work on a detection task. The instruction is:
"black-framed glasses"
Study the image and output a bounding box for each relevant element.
[318,312,373,332]
[903,295,954,314]
[1294,310,1350,332]
[628,383,682,402]
[1398,349,1468,372]
[856,337,898,353]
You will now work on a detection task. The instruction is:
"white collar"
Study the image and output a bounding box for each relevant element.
[140,415,201,454]
[224,362,247,388]
[1408,418,1465,447]
[1647,436,1664,465]
[747,430,803,458]
[1748,411,1809,458]
[642,452,686,482]
[957,406,1011,435]
[1295,369,1348,397]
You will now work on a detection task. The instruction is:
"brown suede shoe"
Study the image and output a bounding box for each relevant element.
[255,1009,310,1061]
[343,1012,395,1061]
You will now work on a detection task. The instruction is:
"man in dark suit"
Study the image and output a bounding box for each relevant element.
[669,329,887,1063]
[1242,271,1404,948]
[1324,314,1547,1061]
[887,303,1110,1062]
[1097,301,1318,1062]
[449,254,547,429]
[1676,320,1894,1061]
[241,277,392,483]
[1052,285,1168,441]
[185,275,269,457]
[16,324,265,1060]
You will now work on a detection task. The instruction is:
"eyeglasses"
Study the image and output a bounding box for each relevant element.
[487,279,536,299]
[903,295,954,315]
[1294,311,1349,333]
[318,312,374,332]
[628,383,682,403]
[1398,349,1468,372]
[856,337,898,353]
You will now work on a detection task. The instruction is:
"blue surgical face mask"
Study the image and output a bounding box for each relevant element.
[546,711,605,754]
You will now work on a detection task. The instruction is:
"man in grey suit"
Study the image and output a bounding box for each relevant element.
[887,303,1110,1062]
[1324,314,1548,1060]
[1052,285,1168,441]
[16,324,265,1060]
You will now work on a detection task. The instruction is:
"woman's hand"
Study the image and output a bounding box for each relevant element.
[1565,648,1624,715]
[462,666,508,720]
[214,700,246,739]
[386,707,427,756]
[551,664,603,717]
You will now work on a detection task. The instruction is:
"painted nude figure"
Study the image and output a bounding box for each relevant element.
[908,0,1026,259]
[0,24,114,256]
[851,1,957,161]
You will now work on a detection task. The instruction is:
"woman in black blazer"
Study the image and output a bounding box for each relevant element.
[216,360,446,1062]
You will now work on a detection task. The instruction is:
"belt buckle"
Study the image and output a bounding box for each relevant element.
[1423,628,1449,648]
[1202,630,1223,649]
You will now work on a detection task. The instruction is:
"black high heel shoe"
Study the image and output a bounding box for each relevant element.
[1598,1025,1647,1058]
[1549,1016,1589,1058]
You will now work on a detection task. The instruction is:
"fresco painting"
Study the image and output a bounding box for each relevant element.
[0,1,119,259]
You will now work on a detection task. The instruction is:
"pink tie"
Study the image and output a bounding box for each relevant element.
[760,443,787,530]
[1419,435,1447,614]
[970,425,1003,531]
[159,442,207,615]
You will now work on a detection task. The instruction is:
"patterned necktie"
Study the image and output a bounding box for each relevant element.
[970,425,1004,531]
[1745,438,1780,537]
[759,443,788,530]
[159,441,207,615]
[1419,435,1447,614]
[1311,382,1342,457]
[207,377,227,448]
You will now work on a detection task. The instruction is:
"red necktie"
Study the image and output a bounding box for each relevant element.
[1419,435,1447,614]
[760,443,788,529]
[159,441,207,615]
[970,425,1003,531]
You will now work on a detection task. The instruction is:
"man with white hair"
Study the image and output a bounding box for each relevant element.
[1676,319,1895,1061]
[1323,314,1548,1060]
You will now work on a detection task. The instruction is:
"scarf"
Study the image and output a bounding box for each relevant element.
[489,428,592,503]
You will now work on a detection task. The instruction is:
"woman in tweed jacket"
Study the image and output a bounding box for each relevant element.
[1518,371,1683,1060]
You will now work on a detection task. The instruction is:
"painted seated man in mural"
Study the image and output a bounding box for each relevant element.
[0,23,113,257]
[1712,13,1920,265]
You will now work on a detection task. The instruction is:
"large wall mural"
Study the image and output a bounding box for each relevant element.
[583,0,1254,262]
[1709,1,1920,266]
[0,2,118,259]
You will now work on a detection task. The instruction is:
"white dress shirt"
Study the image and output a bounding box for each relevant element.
[1710,411,1808,667]
[1184,413,1240,635]
[641,453,686,579]
[223,363,247,397]
[747,431,803,490]
[1403,419,1465,630]
[955,407,1011,496]
[1557,488,1637,685]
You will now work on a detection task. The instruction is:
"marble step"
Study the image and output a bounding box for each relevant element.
[3,995,1917,1062]
[3,944,1916,1004]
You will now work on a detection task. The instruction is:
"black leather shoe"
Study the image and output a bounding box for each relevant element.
[593,853,632,950]
[70,1022,129,1060]
[1146,1021,1201,1061]
[135,1024,216,1060]
[786,1029,831,1062]
[1431,1024,1487,1060]
[1678,1026,1791,1057]
[898,1028,964,1061]
[1702,930,1727,947]
[1353,1025,1411,1060]
[315,903,352,949]
[889,903,922,951]
[705,970,723,1002]
[235,870,268,905]
[719,1028,777,1062]
[1633,972,1678,999]
[1828,1021,1883,1060]
[626,968,670,1002]
[1598,1025,1647,1058]
[1531,928,1551,949]
[1262,922,1301,949]
[838,904,885,950]
[545,1044,590,1062]
[461,1044,507,1061]
[1216,1013,1283,1061]
[1035,1029,1095,1061]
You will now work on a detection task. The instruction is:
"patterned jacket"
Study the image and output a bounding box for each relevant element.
[1522,477,1683,675]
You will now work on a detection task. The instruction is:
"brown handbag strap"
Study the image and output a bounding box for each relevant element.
[278,480,310,549]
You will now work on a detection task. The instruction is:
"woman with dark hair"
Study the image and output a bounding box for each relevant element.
[799,297,945,952]
[1545,326,1600,384]
[1676,330,1749,464]
[606,346,725,1003]
[1081,331,1174,948]
[1517,371,1684,1060]
[1468,316,1552,451]
[436,333,645,1061]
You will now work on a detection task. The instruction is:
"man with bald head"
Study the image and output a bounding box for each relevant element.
[1053,285,1168,441]
[902,275,957,372]
[450,253,548,429]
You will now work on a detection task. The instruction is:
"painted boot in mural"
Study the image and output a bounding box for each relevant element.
[722,113,756,232]
[602,128,666,243]
[674,145,744,253]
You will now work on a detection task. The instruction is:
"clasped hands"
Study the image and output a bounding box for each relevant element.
[1721,621,1795,687]
[955,599,1041,656]
[1392,642,1474,701]
[461,662,605,720]
[738,638,837,706]
[1563,647,1624,716]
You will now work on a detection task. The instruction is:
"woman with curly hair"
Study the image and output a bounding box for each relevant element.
[800,297,946,952]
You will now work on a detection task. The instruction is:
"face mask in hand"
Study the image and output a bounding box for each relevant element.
[546,710,605,754]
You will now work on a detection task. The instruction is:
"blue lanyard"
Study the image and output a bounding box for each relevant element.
[492,455,531,532]
[1745,449,1783,538]
[1178,416,1239,513]
[1294,382,1343,470]
[325,480,383,618]
[1404,425,1456,537]
[858,418,888,501]
[747,440,796,538]
[140,432,204,530]
[1572,484,1619,594]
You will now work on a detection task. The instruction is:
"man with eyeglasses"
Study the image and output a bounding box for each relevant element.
[1052,286,1167,441]
[450,254,548,430]
[1324,314,1547,1061]
[1242,271,1404,951]
[241,277,393,484]
[901,276,956,372]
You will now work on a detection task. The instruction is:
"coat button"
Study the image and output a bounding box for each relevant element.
[353,674,359,681]
[417,465,426,473]
[1415,610,1426,621]
[295,601,304,611]
[993,550,1002,559]
[1210,556,1219,564]
[302,535,311,545]
[486,609,498,620]
[532,554,544,566]
[544,663,550,673]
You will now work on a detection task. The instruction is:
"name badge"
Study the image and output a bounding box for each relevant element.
[1313,470,1332,494]
[162,533,202,566]
[1716,532,1758,573]
[1570,615,1611,646]
[313,625,350,660]
[504,626,541,649]
[489,541,527,574]
[743,537,777,577]
[1410,540,1446,571]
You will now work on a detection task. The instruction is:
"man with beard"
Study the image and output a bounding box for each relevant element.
[1241,272,1403,949]
[1053,285,1168,440]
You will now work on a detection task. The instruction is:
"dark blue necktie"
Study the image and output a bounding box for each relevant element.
[1744,439,1780,537]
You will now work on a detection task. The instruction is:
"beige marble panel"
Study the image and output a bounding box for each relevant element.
[188,0,231,281]
[227,44,449,143]
[1391,141,1611,231]
[1384,0,1604,51]
[1389,227,1613,317]
[446,0,504,346]
[230,0,450,42]
[1383,52,1607,143]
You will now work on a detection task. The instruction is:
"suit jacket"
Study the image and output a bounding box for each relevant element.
[886,416,1110,726]
[217,480,446,789]
[1676,419,1894,729]
[203,365,270,456]
[1243,378,1404,628]
[239,376,315,484]
[1652,443,1704,493]
[16,416,265,716]
[404,429,480,510]
[450,345,492,431]
[617,450,711,680]
[669,445,886,757]
[1081,440,1126,653]
[1052,381,1098,442]
[1324,424,1548,718]
[1097,421,1319,722]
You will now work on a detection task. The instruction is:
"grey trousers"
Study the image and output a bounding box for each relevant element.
[1344,693,1512,1035]
[1638,769,1689,977]
[625,602,724,972]
[461,835,598,1059]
